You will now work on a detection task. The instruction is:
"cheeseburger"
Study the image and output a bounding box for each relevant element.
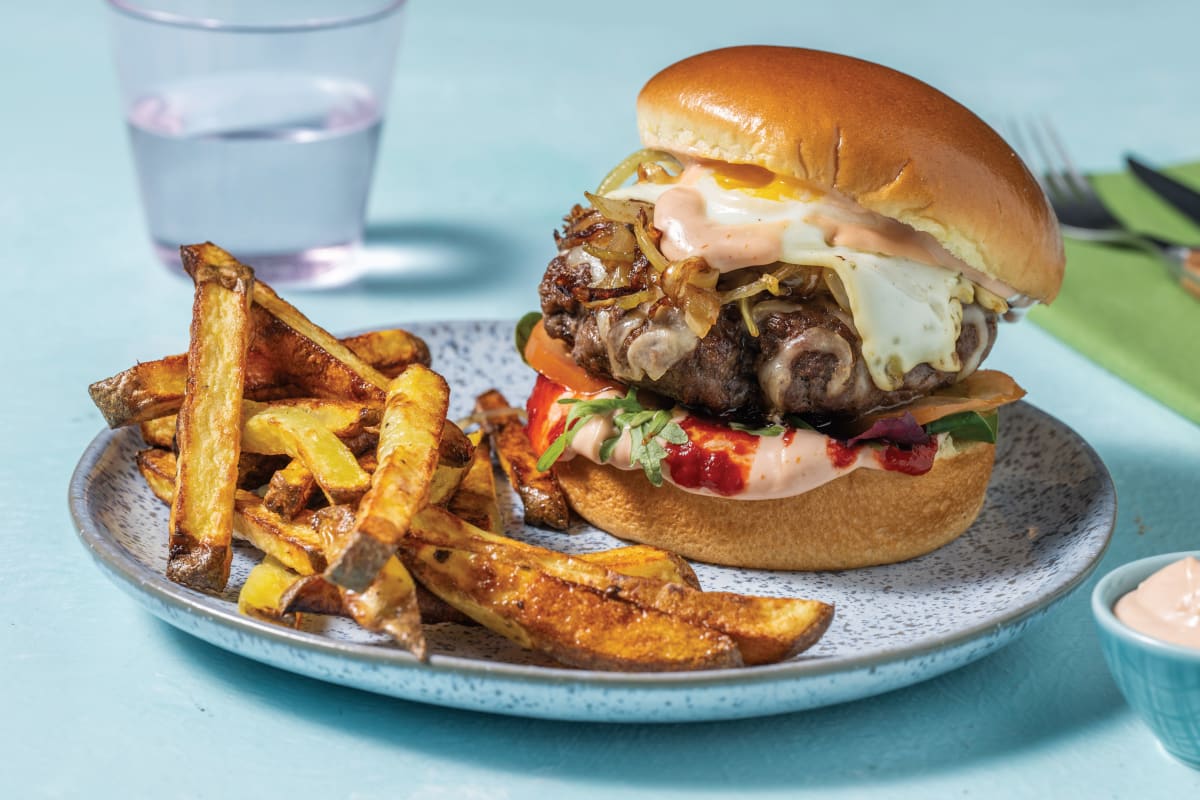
[520,46,1064,570]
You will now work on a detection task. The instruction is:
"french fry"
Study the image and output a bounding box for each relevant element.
[446,433,501,533]
[267,399,381,437]
[140,400,374,457]
[234,503,328,576]
[262,458,316,519]
[309,504,439,650]
[136,448,178,503]
[241,400,371,506]
[270,568,475,626]
[138,449,327,576]
[138,416,176,449]
[403,539,741,670]
[423,423,477,506]
[578,545,701,590]
[89,327,429,429]
[237,452,289,490]
[167,255,254,592]
[340,328,431,378]
[238,557,304,625]
[325,364,448,592]
[428,464,469,507]
[341,557,427,659]
[245,277,389,404]
[280,574,346,616]
[409,507,834,665]
[475,389,569,530]
[438,421,474,469]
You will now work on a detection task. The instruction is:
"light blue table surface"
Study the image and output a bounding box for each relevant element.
[4,1,1200,796]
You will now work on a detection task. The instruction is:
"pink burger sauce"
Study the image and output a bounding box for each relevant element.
[1114,556,1200,649]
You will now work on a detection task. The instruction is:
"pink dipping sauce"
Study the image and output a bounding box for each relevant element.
[1114,556,1200,649]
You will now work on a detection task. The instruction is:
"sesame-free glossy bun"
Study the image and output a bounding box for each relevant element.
[554,440,995,571]
[637,46,1064,302]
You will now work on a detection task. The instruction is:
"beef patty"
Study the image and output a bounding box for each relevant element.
[538,207,998,420]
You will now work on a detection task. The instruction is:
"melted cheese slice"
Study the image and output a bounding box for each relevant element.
[607,165,977,391]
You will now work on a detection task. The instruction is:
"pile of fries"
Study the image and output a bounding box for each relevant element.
[88,243,834,670]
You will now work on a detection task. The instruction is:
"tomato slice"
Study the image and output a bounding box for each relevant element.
[523,319,620,395]
[856,370,1026,429]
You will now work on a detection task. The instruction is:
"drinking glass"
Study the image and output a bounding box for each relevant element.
[106,0,406,287]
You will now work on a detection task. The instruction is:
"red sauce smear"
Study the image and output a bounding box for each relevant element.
[663,416,758,497]
[826,439,859,470]
[876,439,938,475]
[827,437,937,475]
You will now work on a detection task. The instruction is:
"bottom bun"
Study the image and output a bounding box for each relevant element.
[554,441,996,570]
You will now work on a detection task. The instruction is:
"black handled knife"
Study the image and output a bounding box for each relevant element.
[1126,155,1200,227]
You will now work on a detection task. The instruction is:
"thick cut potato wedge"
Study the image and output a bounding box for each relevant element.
[139,400,374,456]
[234,502,328,576]
[241,400,371,506]
[578,545,701,590]
[438,421,474,469]
[244,281,389,404]
[445,432,501,533]
[341,556,427,659]
[90,324,428,428]
[428,463,470,507]
[270,569,474,626]
[340,328,431,378]
[267,399,381,437]
[410,507,833,665]
[404,539,741,671]
[279,574,346,616]
[239,557,304,624]
[138,416,177,449]
[263,458,317,519]
[325,365,448,591]
[90,353,197,430]
[138,449,327,575]
[475,389,569,530]
[168,256,254,592]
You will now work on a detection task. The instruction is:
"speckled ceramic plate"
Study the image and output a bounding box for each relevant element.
[70,320,1115,723]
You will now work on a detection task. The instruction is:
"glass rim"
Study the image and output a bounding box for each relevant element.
[105,0,406,33]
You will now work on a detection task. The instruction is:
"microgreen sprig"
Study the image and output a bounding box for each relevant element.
[535,388,688,487]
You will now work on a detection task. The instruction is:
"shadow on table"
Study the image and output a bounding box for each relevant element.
[333,220,517,294]
[161,615,1122,787]
[159,438,1200,789]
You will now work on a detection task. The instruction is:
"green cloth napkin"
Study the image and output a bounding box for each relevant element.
[1028,162,1200,424]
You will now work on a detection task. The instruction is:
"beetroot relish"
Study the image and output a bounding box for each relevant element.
[662,416,758,497]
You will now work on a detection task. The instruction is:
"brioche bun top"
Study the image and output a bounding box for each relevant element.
[636,46,1064,302]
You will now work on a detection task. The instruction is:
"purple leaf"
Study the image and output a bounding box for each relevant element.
[847,413,931,447]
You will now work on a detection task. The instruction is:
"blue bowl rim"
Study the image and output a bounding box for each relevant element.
[1092,550,1200,662]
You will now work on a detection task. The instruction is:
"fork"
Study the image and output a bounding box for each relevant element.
[1010,118,1200,299]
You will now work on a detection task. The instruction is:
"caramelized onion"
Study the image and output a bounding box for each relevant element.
[634,211,671,273]
[583,243,637,264]
[739,297,760,338]
[584,192,653,225]
[595,149,682,195]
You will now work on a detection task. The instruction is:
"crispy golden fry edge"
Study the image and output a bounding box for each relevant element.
[90,328,429,429]
[167,258,254,592]
[325,364,449,592]
[475,389,570,530]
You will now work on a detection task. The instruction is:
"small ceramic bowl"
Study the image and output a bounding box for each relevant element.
[1092,551,1200,769]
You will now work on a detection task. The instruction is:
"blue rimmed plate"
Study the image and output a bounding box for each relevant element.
[69,319,1115,723]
